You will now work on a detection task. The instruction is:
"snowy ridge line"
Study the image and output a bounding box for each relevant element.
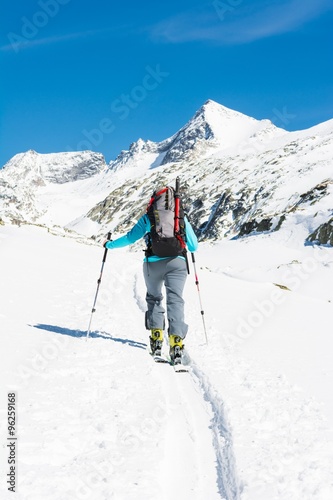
[191,361,241,500]
[3,220,98,246]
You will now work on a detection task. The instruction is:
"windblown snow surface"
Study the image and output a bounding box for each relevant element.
[1,222,333,500]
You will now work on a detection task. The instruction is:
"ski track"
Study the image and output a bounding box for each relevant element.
[190,362,241,500]
[152,355,219,499]
[133,268,239,499]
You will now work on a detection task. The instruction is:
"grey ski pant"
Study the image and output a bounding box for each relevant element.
[143,257,188,339]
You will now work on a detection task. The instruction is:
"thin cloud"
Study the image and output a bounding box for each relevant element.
[0,25,128,53]
[150,0,333,45]
[0,30,99,52]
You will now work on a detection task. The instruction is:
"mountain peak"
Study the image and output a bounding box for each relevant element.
[198,99,248,119]
[195,99,255,128]
[201,98,222,109]
[201,98,232,112]
[159,99,282,164]
[2,150,107,185]
[109,99,285,170]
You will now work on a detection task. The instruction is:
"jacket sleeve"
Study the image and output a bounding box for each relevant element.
[105,214,150,249]
[185,217,198,252]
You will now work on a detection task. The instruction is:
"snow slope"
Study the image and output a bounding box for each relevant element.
[1,224,333,499]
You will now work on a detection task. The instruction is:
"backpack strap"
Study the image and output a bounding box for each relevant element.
[147,187,168,211]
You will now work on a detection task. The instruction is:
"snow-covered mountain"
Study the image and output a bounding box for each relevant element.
[77,101,333,246]
[2,149,106,184]
[0,150,108,224]
[1,100,332,247]
[108,99,285,171]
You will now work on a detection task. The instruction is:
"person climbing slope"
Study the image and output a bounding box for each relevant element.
[104,178,198,365]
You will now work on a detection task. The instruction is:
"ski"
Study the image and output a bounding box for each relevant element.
[172,348,190,372]
[149,347,190,372]
[152,354,169,364]
[173,363,189,373]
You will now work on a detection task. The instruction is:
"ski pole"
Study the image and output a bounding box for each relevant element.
[86,232,112,339]
[191,252,208,344]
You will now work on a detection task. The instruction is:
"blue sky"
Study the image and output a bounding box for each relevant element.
[1,0,333,167]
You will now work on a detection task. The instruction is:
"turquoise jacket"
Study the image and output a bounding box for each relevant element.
[105,214,198,262]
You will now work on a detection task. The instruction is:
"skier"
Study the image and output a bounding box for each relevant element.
[103,184,198,365]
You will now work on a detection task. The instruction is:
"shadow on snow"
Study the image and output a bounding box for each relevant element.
[31,323,147,350]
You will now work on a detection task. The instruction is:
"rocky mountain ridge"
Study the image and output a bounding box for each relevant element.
[0,150,107,223]
[108,99,285,171]
[1,100,332,246]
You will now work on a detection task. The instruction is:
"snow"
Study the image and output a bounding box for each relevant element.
[1,223,333,499]
[200,100,285,150]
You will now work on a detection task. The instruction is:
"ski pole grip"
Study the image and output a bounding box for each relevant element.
[191,252,195,263]
[175,176,180,195]
[102,232,112,262]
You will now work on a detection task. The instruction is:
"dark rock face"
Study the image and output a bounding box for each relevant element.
[307,218,333,246]
[238,218,273,236]
[290,180,332,211]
